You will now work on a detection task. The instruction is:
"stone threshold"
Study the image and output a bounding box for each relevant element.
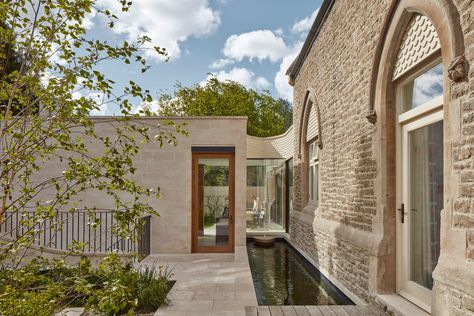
[377,294,430,316]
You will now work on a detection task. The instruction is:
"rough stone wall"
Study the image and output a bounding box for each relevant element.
[438,283,474,315]
[32,117,248,254]
[291,0,389,300]
[451,0,474,258]
[291,0,474,311]
[441,0,474,314]
[290,215,369,301]
[292,0,384,232]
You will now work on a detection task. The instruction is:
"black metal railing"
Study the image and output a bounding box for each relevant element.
[0,211,151,257]
[137,215,151,257]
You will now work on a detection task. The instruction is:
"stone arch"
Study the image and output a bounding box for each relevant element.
[367,0,466,122]
[369,0,466,297]
[298,88,323,158]
[296,88,323,208]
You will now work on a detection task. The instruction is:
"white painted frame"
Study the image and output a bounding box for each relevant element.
[397,109,443,313]
[308,141,320,204]
[395,60,444,313]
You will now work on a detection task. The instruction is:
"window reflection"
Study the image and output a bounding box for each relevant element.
[308,141,319,203]
[402,63,443,112]
[247,159,287,232]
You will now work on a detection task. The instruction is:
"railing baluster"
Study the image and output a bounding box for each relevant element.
[110,215,113,251]
[99,213,102,252]
[82,212,86,252]
[66,212,68,251]
[88,213,91,253]
[55,213,58,249]
[76,213,79,248]
[93,214,97,252]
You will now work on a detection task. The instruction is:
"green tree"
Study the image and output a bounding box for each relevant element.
[158,77,293,137]
[0,0,185,266]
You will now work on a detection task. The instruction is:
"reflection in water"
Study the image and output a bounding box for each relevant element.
[247,241,353,306]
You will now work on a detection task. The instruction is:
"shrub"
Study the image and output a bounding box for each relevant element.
[0,255,174,315]
[135,264,174,313]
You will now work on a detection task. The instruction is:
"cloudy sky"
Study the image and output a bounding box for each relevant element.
[84,0,321,115]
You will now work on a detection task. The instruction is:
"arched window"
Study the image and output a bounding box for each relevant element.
[368,0,465,309]
[308,141,319,203]
[393,15,444,308]
[299,89,322,206]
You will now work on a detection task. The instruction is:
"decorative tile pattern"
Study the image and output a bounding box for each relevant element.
[306,103,319,142]
[393,14,441,80]
[247,127,294,159]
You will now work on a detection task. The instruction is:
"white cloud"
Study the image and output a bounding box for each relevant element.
[291,9,319,34]
[274,28,284,36]
[274,42,303,101]
[88,92,108,115]
[222,30,290,63]
[209,58,235,70]
[412,64,443,106]
[98,0,220,61]
[206,67,270,90]
[82,10,97,30]
[132,100,160,115]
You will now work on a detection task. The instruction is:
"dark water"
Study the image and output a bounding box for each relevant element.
[247,240,353,306]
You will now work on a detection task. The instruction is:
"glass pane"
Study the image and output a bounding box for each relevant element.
[402,63,443,112]
[287,159,293,213]
[408,120,443,289]
[314,164,319,201]
[274,167,283,226]
[246,159,285,232]
[198,158,229,247]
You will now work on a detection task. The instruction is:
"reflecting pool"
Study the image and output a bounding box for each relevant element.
[247,240,353,306]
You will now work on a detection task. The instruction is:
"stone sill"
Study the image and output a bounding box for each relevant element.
[377,294,430,316]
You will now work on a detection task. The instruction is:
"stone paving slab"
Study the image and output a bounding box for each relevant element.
[141,246,257,316]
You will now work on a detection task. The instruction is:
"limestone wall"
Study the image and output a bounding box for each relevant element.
[31,117,248,254]
[290,0,474,313]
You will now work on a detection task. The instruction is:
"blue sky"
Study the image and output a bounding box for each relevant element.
[83,0,321,115]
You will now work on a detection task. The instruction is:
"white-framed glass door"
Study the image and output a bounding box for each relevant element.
[395,61,444,312]
[398,110,443,312]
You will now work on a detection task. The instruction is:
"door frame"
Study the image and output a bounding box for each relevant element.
[191,151,235,253]
[395,62,444,311]
[396,109,443,312]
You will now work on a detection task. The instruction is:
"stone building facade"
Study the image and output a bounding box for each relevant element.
[286,0,473,315]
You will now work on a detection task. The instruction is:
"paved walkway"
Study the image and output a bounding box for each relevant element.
[143,247,387,316]
[245,305,387,316]
[143,246,257,316]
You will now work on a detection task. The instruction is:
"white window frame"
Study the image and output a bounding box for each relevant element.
[308,141,319,204]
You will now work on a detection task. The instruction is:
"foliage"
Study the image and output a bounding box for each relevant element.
[135,264,173,313]
[158,77,293,137]
[0,0,186,266]
[0,254,173,315]
[203,165,228,186]
[0,259,64,316]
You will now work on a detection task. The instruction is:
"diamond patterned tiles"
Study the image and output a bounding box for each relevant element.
[392,14,441,80]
